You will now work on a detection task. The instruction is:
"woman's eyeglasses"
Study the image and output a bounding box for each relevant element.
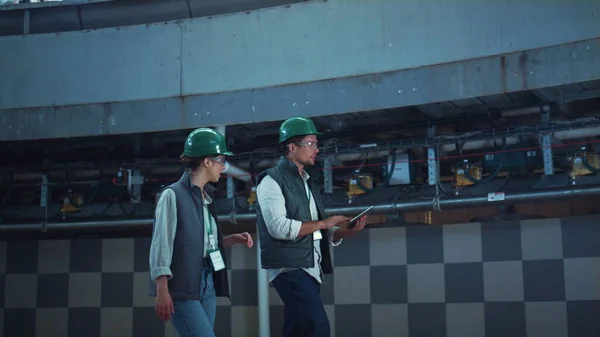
[209,157,227,166]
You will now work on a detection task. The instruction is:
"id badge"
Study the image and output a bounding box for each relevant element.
[313,230,322,241]
[209,249,226,271]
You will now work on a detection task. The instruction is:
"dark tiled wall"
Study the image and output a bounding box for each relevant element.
[1,215,600,337]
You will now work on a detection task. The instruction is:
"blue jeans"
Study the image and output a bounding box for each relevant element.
[170,267,217,337]
[273,269,330,337]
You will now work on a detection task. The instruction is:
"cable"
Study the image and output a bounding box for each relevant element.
[582,152,600,174]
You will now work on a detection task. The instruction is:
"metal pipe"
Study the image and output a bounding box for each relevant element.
[3,185,600,232]
[256,235,270,337]
[218,184,600,223]
[214,124,254,183]
[223,162,252,183]
[215,125,227,138]
[0,218,151,232]
[501,105,548,118]
[220,120,266,335]
[440,125,600,153]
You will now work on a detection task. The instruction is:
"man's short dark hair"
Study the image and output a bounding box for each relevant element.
[280,135,306,155]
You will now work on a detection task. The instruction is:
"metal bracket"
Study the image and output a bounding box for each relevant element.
[428,147,438,186]
[127,169,144,203]
[324,157,333,194]
[127,170,145,185]
[427,126,438,186]
[540,106,554,175]
[229,211,238,226]
[432,195,442,211]
[40,174,48,207]
[226,176,235,199]
[542,134,553,175]
[23,9,30,35]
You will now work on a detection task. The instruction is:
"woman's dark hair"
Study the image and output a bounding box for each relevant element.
[180,155,209,171]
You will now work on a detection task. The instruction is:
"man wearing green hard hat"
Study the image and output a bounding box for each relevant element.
[148,127,253,337]
[255,116,368,337]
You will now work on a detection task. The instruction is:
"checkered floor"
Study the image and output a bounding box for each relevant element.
[1,214,600,336]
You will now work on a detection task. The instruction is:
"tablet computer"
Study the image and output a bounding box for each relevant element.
[348,206,374,228]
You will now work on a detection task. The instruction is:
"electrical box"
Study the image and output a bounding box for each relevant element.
[387,153,413,185]
[452,163,482,187]
[483,149,542,171]
[347,175,373,198]
[568,153,600,179]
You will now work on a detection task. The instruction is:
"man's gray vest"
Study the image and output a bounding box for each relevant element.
[148,171,230,301]
[255,157,333,273]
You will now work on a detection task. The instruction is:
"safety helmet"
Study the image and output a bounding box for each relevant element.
[278,117,323,144]
[182,128,234,158]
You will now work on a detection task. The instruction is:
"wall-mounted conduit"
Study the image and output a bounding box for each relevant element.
[3,184,600,232]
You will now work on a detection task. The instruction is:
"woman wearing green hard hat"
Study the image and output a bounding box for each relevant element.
[148,127,253,337]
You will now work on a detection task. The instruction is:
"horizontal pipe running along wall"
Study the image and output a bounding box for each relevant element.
[2,184,600,231]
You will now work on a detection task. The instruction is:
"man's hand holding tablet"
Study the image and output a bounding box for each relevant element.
[347,206,374,229]
[332,206,372,241]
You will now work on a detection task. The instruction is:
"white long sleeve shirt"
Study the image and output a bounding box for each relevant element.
[256,170,342,284]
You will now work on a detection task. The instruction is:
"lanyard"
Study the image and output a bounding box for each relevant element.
[303,178,311,204]
[204,205,214,236]
[204,205,217,250]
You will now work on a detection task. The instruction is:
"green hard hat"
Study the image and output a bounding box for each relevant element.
[278,117,323,143]
[182,128,234,158]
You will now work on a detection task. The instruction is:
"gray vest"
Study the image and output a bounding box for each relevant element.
[256,157,333,273]
[149,171,230,301]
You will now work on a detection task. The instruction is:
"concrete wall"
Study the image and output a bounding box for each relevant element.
[1,215,600,336]
[1,0,599,110]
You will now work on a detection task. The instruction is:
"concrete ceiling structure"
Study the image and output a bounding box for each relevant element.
[0,0,307,35]
[0,0,599,142]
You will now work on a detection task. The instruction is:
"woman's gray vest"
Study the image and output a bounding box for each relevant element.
[148,171,230,300]
[255,157,333,274]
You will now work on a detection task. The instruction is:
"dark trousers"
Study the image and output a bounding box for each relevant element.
[272,269,331,337]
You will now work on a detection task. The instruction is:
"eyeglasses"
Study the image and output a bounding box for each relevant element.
[294,141,319,149]
[209,157,227,166]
